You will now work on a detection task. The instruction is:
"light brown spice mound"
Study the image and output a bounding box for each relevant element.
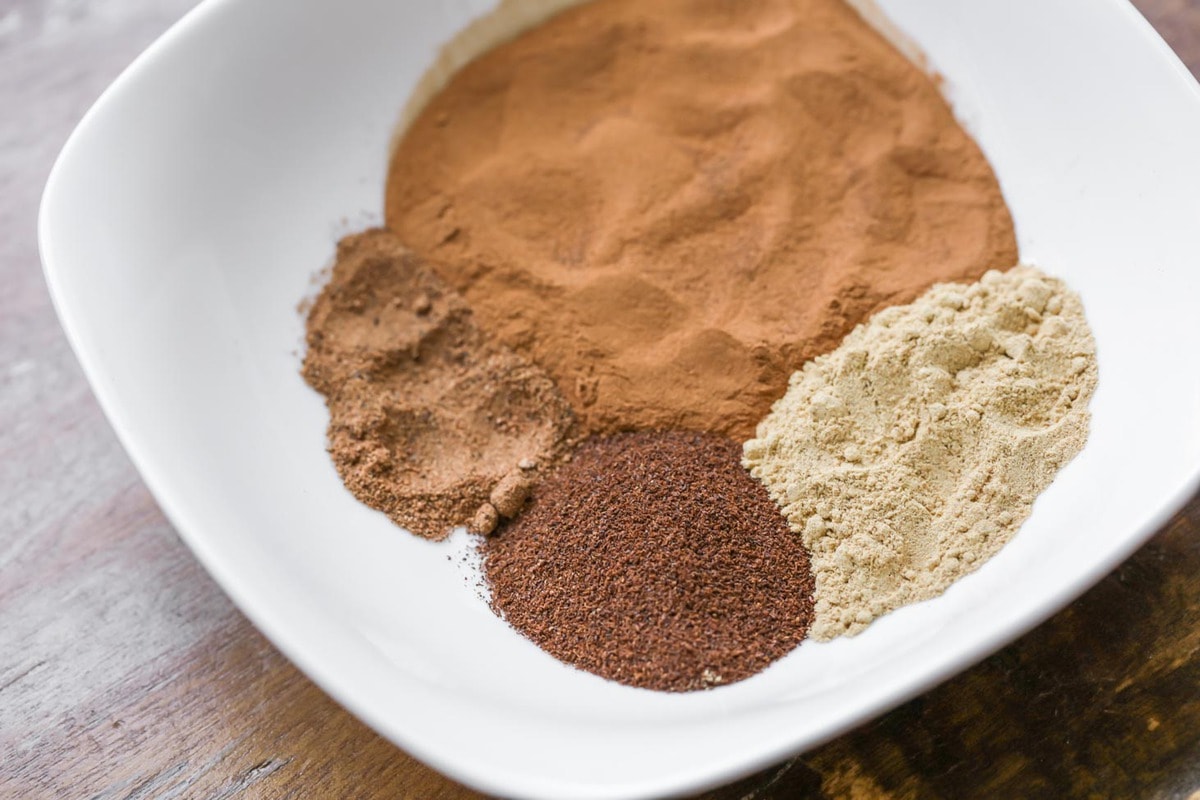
[302,229,576,539]
[386,0,1018,440]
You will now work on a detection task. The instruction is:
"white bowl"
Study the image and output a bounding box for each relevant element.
[39,1,1200,798]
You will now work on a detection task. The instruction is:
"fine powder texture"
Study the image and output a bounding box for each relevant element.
[744,267,1097,640]
[302,229,576,539]
[386,0,1018,440]
[483,430,815,692]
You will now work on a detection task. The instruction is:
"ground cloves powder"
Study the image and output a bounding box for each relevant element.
[483,430,815,692]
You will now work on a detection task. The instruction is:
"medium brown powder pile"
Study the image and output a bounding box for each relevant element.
[302,229,576,539]
[386,0,1018,439]
[483,430,815,691]
[744,267,1097,639]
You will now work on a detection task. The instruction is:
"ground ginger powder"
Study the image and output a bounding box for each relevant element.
[744,267,1098,640]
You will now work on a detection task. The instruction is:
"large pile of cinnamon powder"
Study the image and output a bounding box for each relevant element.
[386,0,1018,439]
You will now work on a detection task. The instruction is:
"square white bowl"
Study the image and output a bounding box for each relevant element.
[39,0,1200,798]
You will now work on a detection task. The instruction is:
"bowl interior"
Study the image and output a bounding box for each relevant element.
[40,0,1200,797]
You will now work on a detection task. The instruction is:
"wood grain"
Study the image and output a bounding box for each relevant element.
[1,1,1198,798]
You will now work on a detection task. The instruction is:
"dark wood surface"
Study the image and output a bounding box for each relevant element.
[3,1,1199,797]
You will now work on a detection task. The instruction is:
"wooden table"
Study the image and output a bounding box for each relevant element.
[3,1,1199,797]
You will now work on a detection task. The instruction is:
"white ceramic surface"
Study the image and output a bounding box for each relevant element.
[39,0,1200,798]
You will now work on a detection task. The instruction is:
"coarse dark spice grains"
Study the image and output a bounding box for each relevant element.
[482,430,815,692]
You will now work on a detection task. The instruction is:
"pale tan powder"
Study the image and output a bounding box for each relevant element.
[743,266,1097,640]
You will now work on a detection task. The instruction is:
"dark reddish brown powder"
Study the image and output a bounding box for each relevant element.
[482,430,815,692]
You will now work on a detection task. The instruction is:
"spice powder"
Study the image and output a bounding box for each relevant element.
[386,0,1018,440]
[483,431,815,692]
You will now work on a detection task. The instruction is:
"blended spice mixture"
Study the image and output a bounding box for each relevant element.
[483,430,815,692]
[386,0,1017,439]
